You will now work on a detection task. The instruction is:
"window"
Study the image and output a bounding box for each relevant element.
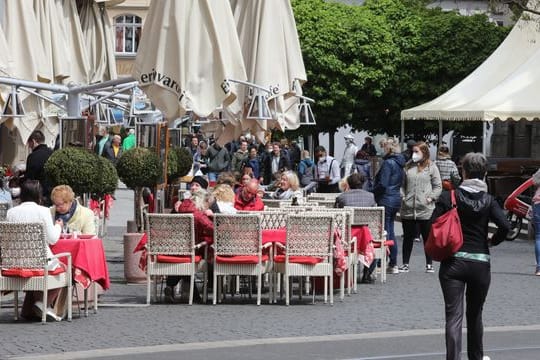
[114,15,142,55]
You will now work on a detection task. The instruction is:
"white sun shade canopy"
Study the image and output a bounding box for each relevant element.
[133,0,247,121]
[401,0,540,122]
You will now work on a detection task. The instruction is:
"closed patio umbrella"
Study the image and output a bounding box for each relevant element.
[132,0,247,122]
[230,0,307,135]
[79,0,117,83]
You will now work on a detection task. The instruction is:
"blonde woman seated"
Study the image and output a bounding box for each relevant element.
[212,184,237,214]
[50,185,96,235]
[271,171,303,202]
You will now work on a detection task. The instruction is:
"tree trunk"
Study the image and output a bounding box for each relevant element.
[134,187,143,232]
[329,130,336,157]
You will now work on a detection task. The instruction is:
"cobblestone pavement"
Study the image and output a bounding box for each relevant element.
[1,188,539,359]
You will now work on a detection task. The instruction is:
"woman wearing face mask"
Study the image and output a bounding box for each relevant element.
[399,141,442,273]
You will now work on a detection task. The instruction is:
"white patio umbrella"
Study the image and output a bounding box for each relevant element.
[2,0,51,83]
[133,0,247,122]
[227,0,307,140]
[33,0,71,83]
[79,0,117,83]
[1,0,52,144]
[56,0,91,84]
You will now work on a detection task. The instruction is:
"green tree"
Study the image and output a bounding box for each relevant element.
[291,0,508,141]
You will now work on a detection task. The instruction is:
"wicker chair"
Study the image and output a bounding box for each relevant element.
[0,202,9,220]
[274,214,335,305]
[145,214,207,305]
[0,222,72,323]
[344,206,388,284]
[212,214,271,305]
[309,208,355,299]
[262,199,287,209]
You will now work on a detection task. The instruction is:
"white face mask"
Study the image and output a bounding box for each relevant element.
[412,153,422,163]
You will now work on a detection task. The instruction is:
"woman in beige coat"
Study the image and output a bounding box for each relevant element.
[399,141,442,273]
[50,185,96,235]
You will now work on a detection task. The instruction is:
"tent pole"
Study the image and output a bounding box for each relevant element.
[482,121,488,156]
[400,119,405,150]
[438,119,443,147]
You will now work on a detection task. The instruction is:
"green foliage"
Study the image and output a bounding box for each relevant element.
[45,147,118,196]
[116,147,161,190]
[291,0,509,137]
[93,156,118,195]
[167,147,193,181]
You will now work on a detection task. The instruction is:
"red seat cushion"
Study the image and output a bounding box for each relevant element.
[373,240,395,248]
[156,255,202,263]
[215,255,269,264]
[1,265,66,278]
[274,255,324,265]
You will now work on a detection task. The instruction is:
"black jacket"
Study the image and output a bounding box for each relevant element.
[26,144,53,198]
[431,188,510,255]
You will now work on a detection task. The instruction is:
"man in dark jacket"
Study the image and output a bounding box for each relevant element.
[25,130,53,205]
[207,142,231,183]
[261,142,290,185]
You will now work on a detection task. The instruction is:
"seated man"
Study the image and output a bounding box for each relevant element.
[50,185,96,235]
[234,178,264,211]
[334,173,377,283]
[334,173,376,208]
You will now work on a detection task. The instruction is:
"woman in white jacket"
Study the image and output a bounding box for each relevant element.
[6,180,64,321]
[399,141,442,273]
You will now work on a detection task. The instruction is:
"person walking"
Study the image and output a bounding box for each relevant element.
[435,145,461,190]
[341,134,358,178]
[372,138,406,274]
[399,141,442,273]
[25,130,54,206]
[103,134,123,166]
[432,152,510,360]
[122,129,136,151]
[532,168,540,276]
[206,142,231,184]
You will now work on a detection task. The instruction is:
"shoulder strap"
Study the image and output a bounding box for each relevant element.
[450,190,457,207]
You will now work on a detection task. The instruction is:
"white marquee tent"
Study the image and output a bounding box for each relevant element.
[401,1,540,153]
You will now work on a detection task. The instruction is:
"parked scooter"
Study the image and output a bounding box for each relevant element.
[503,178,533,240]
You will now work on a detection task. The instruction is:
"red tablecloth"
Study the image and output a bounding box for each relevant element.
[51,237,110,290]
[351,225,373,254]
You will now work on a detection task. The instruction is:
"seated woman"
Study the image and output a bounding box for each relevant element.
[6,180,63,321]
[50,185,96,235]
[271,171,303,202]
[166,188,214,303]
[212,184,237,214]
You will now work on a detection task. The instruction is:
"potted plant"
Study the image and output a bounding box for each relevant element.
[166,147,193,207]
[116,147,161,231]
[45,147,118,199]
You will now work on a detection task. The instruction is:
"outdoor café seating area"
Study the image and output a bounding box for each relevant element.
[142,192,391,306]
[0,193,390,324]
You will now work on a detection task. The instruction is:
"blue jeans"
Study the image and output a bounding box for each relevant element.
[207,172,218,182]
[384,205,400,267]
[534,203,540,271]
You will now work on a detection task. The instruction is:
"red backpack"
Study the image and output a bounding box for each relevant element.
[425,190,463,261]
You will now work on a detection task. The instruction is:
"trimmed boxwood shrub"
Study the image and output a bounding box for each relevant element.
[167,147,193,181]
[45,147,118,196]
[116,147,161,190]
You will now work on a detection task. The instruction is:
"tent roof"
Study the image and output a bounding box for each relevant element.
[401,2,540,122]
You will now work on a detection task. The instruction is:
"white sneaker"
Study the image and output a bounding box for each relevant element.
[482,356,490,360]
[425,264,435,273]
[33,301,62,322]
[386,266,399,274]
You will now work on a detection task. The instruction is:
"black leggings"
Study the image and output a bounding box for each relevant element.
[401,219,432,265]
[439,258,490,360]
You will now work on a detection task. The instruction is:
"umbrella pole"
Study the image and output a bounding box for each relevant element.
[438,119,443,148]
[400,119,405,150]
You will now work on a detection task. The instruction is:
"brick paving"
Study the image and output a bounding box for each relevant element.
[1,188,539,359]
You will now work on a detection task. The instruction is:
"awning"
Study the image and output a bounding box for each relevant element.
[401,0,540,122]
